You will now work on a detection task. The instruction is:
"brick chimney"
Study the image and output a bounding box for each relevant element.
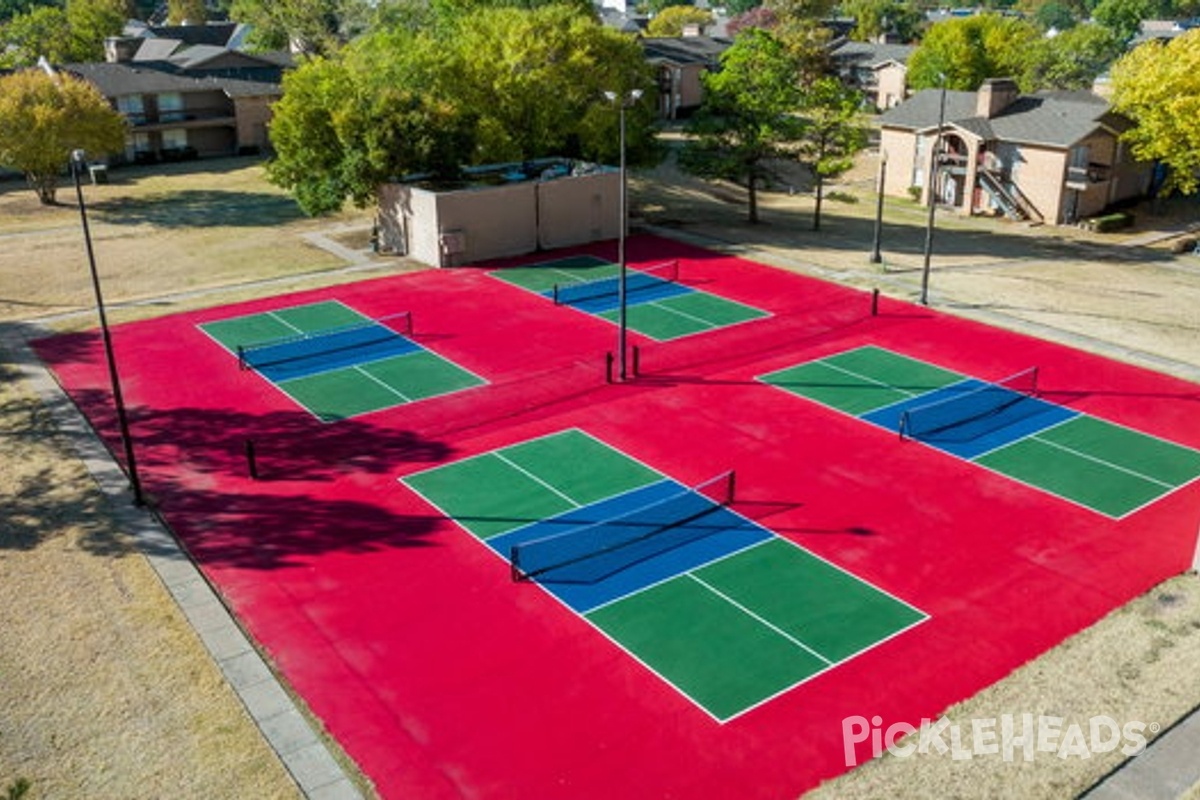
[975,78,1019,119]
[104,36,141,63]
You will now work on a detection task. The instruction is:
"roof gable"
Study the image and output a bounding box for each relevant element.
[880,87,1124,149]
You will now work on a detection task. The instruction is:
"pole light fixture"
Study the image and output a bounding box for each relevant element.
[603,88,643,382]
[71,149,145,506]
[919,77,948,306]
[870,150,887,265]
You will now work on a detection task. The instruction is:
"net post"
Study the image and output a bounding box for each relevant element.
[237,345,246,371]
[727,469,736,505]
[510,548,526,582]
[605,351,614,384]
[871,288,880,317]
[552,284,560,305]
[632,345,640,377]
[897,412,910,441]
[244,438,259,480]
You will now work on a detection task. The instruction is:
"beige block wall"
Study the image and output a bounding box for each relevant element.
[537,171,620,250]
[379,169,620,267]
[434,182,538,265]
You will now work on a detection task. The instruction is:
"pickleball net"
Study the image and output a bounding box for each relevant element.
[237,311,414,371]
[510,470,735,584]
[552,259,680,306]
[898,366,1039,440]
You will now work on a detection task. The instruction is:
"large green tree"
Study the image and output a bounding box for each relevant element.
[446,5,654,165]
[795,77,867,230]
[228,0,360,55]
[1091,0,1166,43]
[167,0,207,23]
[0,0,57,23]
[680,28,804,223]
[0,6,76,66]
[1110,29,1200,194]
[0,70,127,204]
[907,13,1041,91]
[1026,22,1121,89]
[267,5,654,215]
[268,32,476,214]
[645,5,712,36]
[842,0,924,42]
[65,0,128,62]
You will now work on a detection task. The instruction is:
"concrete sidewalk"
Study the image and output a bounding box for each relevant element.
[1084,704,1200,799]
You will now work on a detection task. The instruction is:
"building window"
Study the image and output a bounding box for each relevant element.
[125,131,151,160]
[162,129,188,150]
[158,92,185,123]
[117,94,144,124]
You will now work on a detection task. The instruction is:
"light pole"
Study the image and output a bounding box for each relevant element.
[604,88,643,382]
[72,149,144,506]
[870,150,887,264]
[919,78,948,306]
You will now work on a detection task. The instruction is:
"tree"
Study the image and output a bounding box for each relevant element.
[795,77,867,230]
[907,14,1041,91]
[1025,22,1120,89]
[0,6,76,67]
[1033,0,1078,31]
[266,6,655,215]
[65,0,129,62]
[267,32,477,215]
[842,0,924,42]
[0,0,57,22]
[1110,29,1200,194]
[168,0,208,24]
[445,5,655,166]
[1092,0,1167,43]
[724,0,761,14]
[0,70,127,204]
[646,5,712,36]
[643,0,693,14]
[679,29,804,223]
[726,4,776,36]
[228,0,359,55]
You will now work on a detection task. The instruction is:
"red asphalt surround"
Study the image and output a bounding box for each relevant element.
[34,234,1200,799]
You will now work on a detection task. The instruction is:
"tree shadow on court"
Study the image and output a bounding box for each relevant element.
[2,332,458,565]
[88,189,306,229]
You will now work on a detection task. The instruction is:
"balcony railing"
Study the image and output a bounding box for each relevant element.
[121,107,236,127]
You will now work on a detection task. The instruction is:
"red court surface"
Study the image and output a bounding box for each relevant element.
[35,235,1200,798]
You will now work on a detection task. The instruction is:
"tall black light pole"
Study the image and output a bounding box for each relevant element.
[919,78,948,306]
[870,150,887,264]
[72,149,145,506]
[604,88,643,382]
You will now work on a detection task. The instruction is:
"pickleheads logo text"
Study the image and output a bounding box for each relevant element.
[842,714,1158,767]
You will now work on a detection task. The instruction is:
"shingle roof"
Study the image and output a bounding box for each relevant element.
[640,36,731,66]
[133,38,182,61]
[829,41,916,68]
[879,87,1125,149]
[63,62,281,99]
[144,22,240,48]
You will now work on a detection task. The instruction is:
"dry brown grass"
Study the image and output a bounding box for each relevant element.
[0,158,365,325]
[2,151,1199,799]
[0,361,301,799]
